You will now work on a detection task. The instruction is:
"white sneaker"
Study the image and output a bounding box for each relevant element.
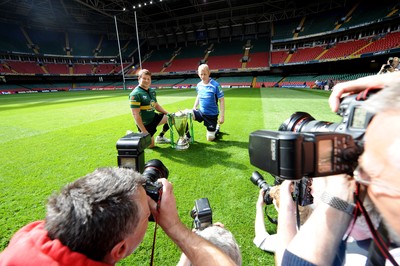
[206,130,217,141]
[155,136,171,144]
[184,136,192,143]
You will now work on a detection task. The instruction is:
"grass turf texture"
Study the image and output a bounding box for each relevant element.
[0,87,340,265]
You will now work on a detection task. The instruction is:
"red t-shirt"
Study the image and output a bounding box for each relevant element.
[0,221,112,266]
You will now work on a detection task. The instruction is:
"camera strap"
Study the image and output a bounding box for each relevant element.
[149,222,158,266]
[149,190,163,266]
[353,184,399,266]
[264,206,278,225]
[366,222,392,266]
[295,196,301,229]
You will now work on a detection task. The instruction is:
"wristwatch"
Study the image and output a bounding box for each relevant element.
[320,191,355,216]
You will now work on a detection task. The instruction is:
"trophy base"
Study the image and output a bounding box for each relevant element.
[176,138,189,150]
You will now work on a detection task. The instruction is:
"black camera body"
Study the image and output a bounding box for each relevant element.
[381,57,395,73]
[190,198,213,230]
[249,130,359,180]
[384,64,392,70]
[142,159,169,203]
[116,133,169,219]
[249,91,377,206]
[249,90,376,181]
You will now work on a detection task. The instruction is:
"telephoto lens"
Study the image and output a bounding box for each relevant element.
[279,112,338,133]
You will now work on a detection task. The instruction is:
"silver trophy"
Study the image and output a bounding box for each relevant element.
[170,111,189,150]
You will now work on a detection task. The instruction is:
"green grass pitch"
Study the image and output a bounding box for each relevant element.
[0,87,340,265]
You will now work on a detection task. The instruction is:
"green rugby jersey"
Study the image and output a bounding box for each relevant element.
[129,86,157,125]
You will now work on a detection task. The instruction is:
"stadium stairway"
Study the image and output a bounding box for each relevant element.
[161,47,181,73]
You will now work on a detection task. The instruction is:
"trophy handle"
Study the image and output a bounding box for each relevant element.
[188,113,194,144]
[167,114,176,148]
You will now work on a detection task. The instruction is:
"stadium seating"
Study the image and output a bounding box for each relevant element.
[203,40,245,70]
[256,75,283,87]
[141,47,178,73]
[1,0,400,94]
[74,64,94,75]
[216,76,253,87]
[206,55,242,70]
[244,39,270,68]
[99,38,119,56]
[298,10,343,37]
[152,78,186,88]
[272,18,300,40]
[177,78,199,88]
[0,23,31,53]
[5,61,44,74]
[271,50,289,65]
[0,63,14,74]
[245,52,269,68]
[280,74,315,88]
[354,31,400,55]
[46,63,69,74]
[289,46,325,63]
[341,1,398,29]
[167,58,201,73]
[141,60,166,73]
[120,39,139,58]
[318,38,371,60]
[68,32,101,57]
[25,28,66,55]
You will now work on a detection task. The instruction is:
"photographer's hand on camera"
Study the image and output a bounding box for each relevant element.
[147,178,188,251]
[148,178,179,230]
[278,180,296,212]
[324,174,356,203]
[150,178,236,266]
[257,189,266,208]
[254,189,267,240]
[276,180,297,265]
[329,72,400,112]
[279,175,356,265]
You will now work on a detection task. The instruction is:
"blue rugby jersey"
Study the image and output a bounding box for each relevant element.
[196,78,224,115]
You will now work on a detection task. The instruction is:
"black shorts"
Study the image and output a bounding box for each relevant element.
[137,113,164,136]
[193,110,218,131]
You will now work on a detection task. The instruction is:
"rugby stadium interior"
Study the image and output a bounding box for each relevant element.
[0,0,399,93]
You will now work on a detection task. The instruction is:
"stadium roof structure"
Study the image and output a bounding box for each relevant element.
[0,0,354,41]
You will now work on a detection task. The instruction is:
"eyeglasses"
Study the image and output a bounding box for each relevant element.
[354,165,400,196]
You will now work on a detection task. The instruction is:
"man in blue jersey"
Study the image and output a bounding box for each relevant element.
[188,64,225,141]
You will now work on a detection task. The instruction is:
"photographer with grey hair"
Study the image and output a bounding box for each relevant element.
[276,72,400,265]
[0,167,236,266]
[177,223,242,266]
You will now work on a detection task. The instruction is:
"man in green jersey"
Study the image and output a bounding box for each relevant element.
[129,69,170,148]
